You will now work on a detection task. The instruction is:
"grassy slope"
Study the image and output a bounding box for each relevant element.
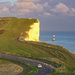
[0,17,75,75]
[0,58,37,75]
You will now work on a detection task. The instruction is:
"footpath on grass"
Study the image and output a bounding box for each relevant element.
[0,53,56,75]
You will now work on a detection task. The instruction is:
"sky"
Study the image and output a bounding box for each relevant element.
[0,0,75,32]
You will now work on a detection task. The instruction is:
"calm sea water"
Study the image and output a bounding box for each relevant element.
[39,31,75,53]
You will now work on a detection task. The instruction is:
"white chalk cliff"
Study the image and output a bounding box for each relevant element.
[25,19,40,41]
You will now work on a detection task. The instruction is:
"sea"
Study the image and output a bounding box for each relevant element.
[39,31,75,53]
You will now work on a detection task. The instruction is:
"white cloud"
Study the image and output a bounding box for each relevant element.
[51,2,75,16]
[69,8,75,16]
[44,12,51,16]
[1,1,75,17]
[0,3,9,14]
[51,3,69,13]
[71,8,75,12]
[17,0,39,2]
[43,2,48,7]
[14,1,43,12]
[2,7,9,11]
[19,9,31,13]
[0,0,50,17]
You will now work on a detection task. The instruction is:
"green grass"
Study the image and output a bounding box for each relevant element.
[0,17,75,75]
[0,58,37,75]
[0,58,10,64]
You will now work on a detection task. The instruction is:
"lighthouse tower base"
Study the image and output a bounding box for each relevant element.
[52,39,55,41]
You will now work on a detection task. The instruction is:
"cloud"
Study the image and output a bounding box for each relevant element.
[0,7,9,15]
[12,1,49,16]
[0,0,50,17]
[1,1,74,17]
[51,3,69,13]
[2,7,9,11]
[19,9,31,13]
[69,8,75,16]
[51,2,75,16]
[17,0,39,2]
[14,1,44,14]
[71,8,75,12]
[0,2,10,15]
[43,2,48,7]
[15,1,41,10]
[44,12,51,16]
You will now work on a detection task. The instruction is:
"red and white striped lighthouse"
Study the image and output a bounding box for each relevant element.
[52,34,55,41]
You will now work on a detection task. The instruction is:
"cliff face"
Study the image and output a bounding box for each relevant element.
[0,17,40,42]
[25,20,40,41]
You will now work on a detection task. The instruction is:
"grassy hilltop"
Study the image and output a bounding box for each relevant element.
[0,17,75,75]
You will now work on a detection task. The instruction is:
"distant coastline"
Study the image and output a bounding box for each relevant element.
[40,31,75,53]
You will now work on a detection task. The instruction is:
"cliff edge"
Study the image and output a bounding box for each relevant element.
[25,19,40,41]
[0,17,40,42]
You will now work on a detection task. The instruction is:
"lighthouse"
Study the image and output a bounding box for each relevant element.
[52,34,55,41]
